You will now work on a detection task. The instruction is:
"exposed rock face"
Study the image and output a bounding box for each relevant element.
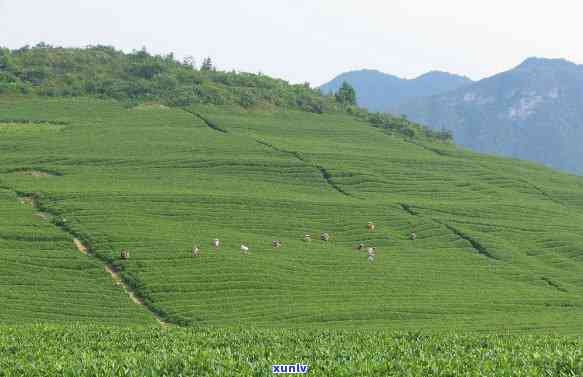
[396,58,583,175]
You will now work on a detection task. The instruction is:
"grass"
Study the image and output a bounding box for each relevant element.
[2,97,583,332]
[2,324,583,376]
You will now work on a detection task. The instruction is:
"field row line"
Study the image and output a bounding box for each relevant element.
[182,109,356,199]
[254,139,355,198]
[10,189,169,327]
[400,203,498,262]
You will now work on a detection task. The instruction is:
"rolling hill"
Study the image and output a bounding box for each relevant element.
[320,69,472,112]
[396,58,583,175]
[3,95,583,330]
[4,46,583,375]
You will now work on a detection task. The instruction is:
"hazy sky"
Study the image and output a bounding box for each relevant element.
[1,0,582,85]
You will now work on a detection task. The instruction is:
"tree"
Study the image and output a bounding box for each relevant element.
[0,48,15,72]
[400,128,414,139]
[437,129,453,142]
[201,57,214,71]
[182,56,195,68]
[335,81,356,106]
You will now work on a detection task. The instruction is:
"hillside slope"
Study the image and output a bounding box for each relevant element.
[3,96,583,331]
[0,181,156,324]
[397,58,583,174]
[320,69,471,112]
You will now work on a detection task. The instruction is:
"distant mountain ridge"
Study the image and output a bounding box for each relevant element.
[320,69,472,112]
[396,57,583,174]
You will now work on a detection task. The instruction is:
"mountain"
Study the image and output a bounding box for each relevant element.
[396,58,583,174]
[319,69,472,112]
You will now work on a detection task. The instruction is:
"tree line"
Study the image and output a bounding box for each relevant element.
[0,43,451,142]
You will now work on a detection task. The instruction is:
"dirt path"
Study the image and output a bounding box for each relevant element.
[35,212,50,220]
[17,192,168,325]
[103,263,144,306]
[17,170,52,177]
[73,238,88,255]
[18,195,37,207]
[71,238,168,326]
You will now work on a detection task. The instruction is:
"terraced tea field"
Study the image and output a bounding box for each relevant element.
[3,96,583,332]
[0,187,155,324]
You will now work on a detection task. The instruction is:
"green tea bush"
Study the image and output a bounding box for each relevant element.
[2,325,583,377]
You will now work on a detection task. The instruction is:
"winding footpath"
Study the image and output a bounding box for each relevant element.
[17,193,168,326]
[73,238,168,326]
[70,237,167,326]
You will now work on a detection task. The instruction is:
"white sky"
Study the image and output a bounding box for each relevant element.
[1,0,581,85]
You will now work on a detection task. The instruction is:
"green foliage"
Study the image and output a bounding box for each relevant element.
[200,56,214,72]
[3,54,583,375]
[0,43,447,141]
[2,98,583,330]
[3,325,583,376]
[0,44,336,114]
[350,107,452,141]
[335,81,357,106]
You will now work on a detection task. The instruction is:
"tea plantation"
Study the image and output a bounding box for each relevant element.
[2,324,583,377]
[3,95,583,374]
